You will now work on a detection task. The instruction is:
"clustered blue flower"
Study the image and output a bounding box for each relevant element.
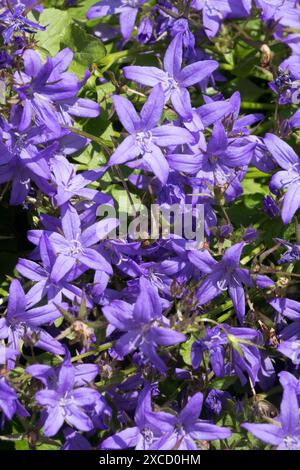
[1,0,300,451]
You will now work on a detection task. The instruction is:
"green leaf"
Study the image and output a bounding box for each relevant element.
[15,440,29,450]
[243,179,268,197]
[61,22,106,77]
[226,78,269,102]
[179,336,194,366]
[227,334,244,357]
[210,376,238,390]
[35,8,73,56]
[100,50,132,72]
[36,443,61,450]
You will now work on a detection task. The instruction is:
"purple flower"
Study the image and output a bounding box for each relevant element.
[109,84,193,184]
[242,377,300,449]
[265,133,300,224]
[0,279,64,358]
[256,0,300,30]
[170,19,195,57]
[269,297,300,362]
[191,326,228,376]
[191,325,263,386]
[16,233,90,307]
[87,0,147,41]
[34,357,102,436]
[137,16,154,43]
[103,277,186,373]
[205,389,230,416]
[219,224,233,239]
[101,384,171,449]
[168,123,255,202]
[0,118,58,204]
[0,345,19,369]
[263,195,280,218]
[191,1,236,38]
[275,238,300,264]
[28,361,98,384]
[152,392,232,450]
[50,155,108,207]
[123,34,218,118]
[27,203,118,283]
[269,68,297,105]
[243,227,258,242]
[0,378,29,421]
[14,48,99,133]
[189,242,254,324]
[0,4,45,44]
[0,51,12,68]
[279,371,300,395]
[62,428,92,450]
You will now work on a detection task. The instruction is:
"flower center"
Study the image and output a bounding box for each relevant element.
[13,133,27,155]
[12,19,24,31]
[288,246,300,260]
[59,392,75,414]
[141,427,154,444]
[205,331,226,349]
[121,0,139,7]
[283,435,300,450]
[275,70,293,91]
[9,319,26,334]
[205,1,220,16]
[208,154,219,165]
[280,165,300,188]
[135,131,153,152]
[20,177,31,185]
[162,73,179,95]
[217,278,228,291]
[68,238,83,256]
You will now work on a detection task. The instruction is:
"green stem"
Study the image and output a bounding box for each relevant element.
[70,342,113,363]
[295,216,300,245]
[63,126,113,149]
[240,102,276,110]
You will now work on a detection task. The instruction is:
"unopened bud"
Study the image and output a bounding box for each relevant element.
[27,431,39,449]
[260,44,273,67]
[253,398,278,419]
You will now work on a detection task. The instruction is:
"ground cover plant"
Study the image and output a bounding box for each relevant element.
[1,0,300,451]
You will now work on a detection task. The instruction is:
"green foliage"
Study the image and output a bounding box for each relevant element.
[35,8,73,56]
[61,22,106,77]
[34,8,105,78]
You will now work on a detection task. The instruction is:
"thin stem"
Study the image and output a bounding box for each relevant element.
[183,0,193,17]
[295,216,300,245]
[220,205,231,225]
[253,268,300,278]
[114,165,137,217]
[240,102,276,110]
[0,434,24,442]
[158,5,181,20]
[6,0,14,13]
[125,87,146,98]
[70,342,113,363]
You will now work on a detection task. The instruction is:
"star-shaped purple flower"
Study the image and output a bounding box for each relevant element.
[0,4,45,44]
[242,377,300,449]
[87,0,148,41]
[34,357,102,436]
[103,277,186,373]
[152,392,232,450]
[27,203,118,283]
[189,242,254,324]
[109,84,193,184]
[123,34,218,118]
[265,133,300,224]
[0,279,64,359]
